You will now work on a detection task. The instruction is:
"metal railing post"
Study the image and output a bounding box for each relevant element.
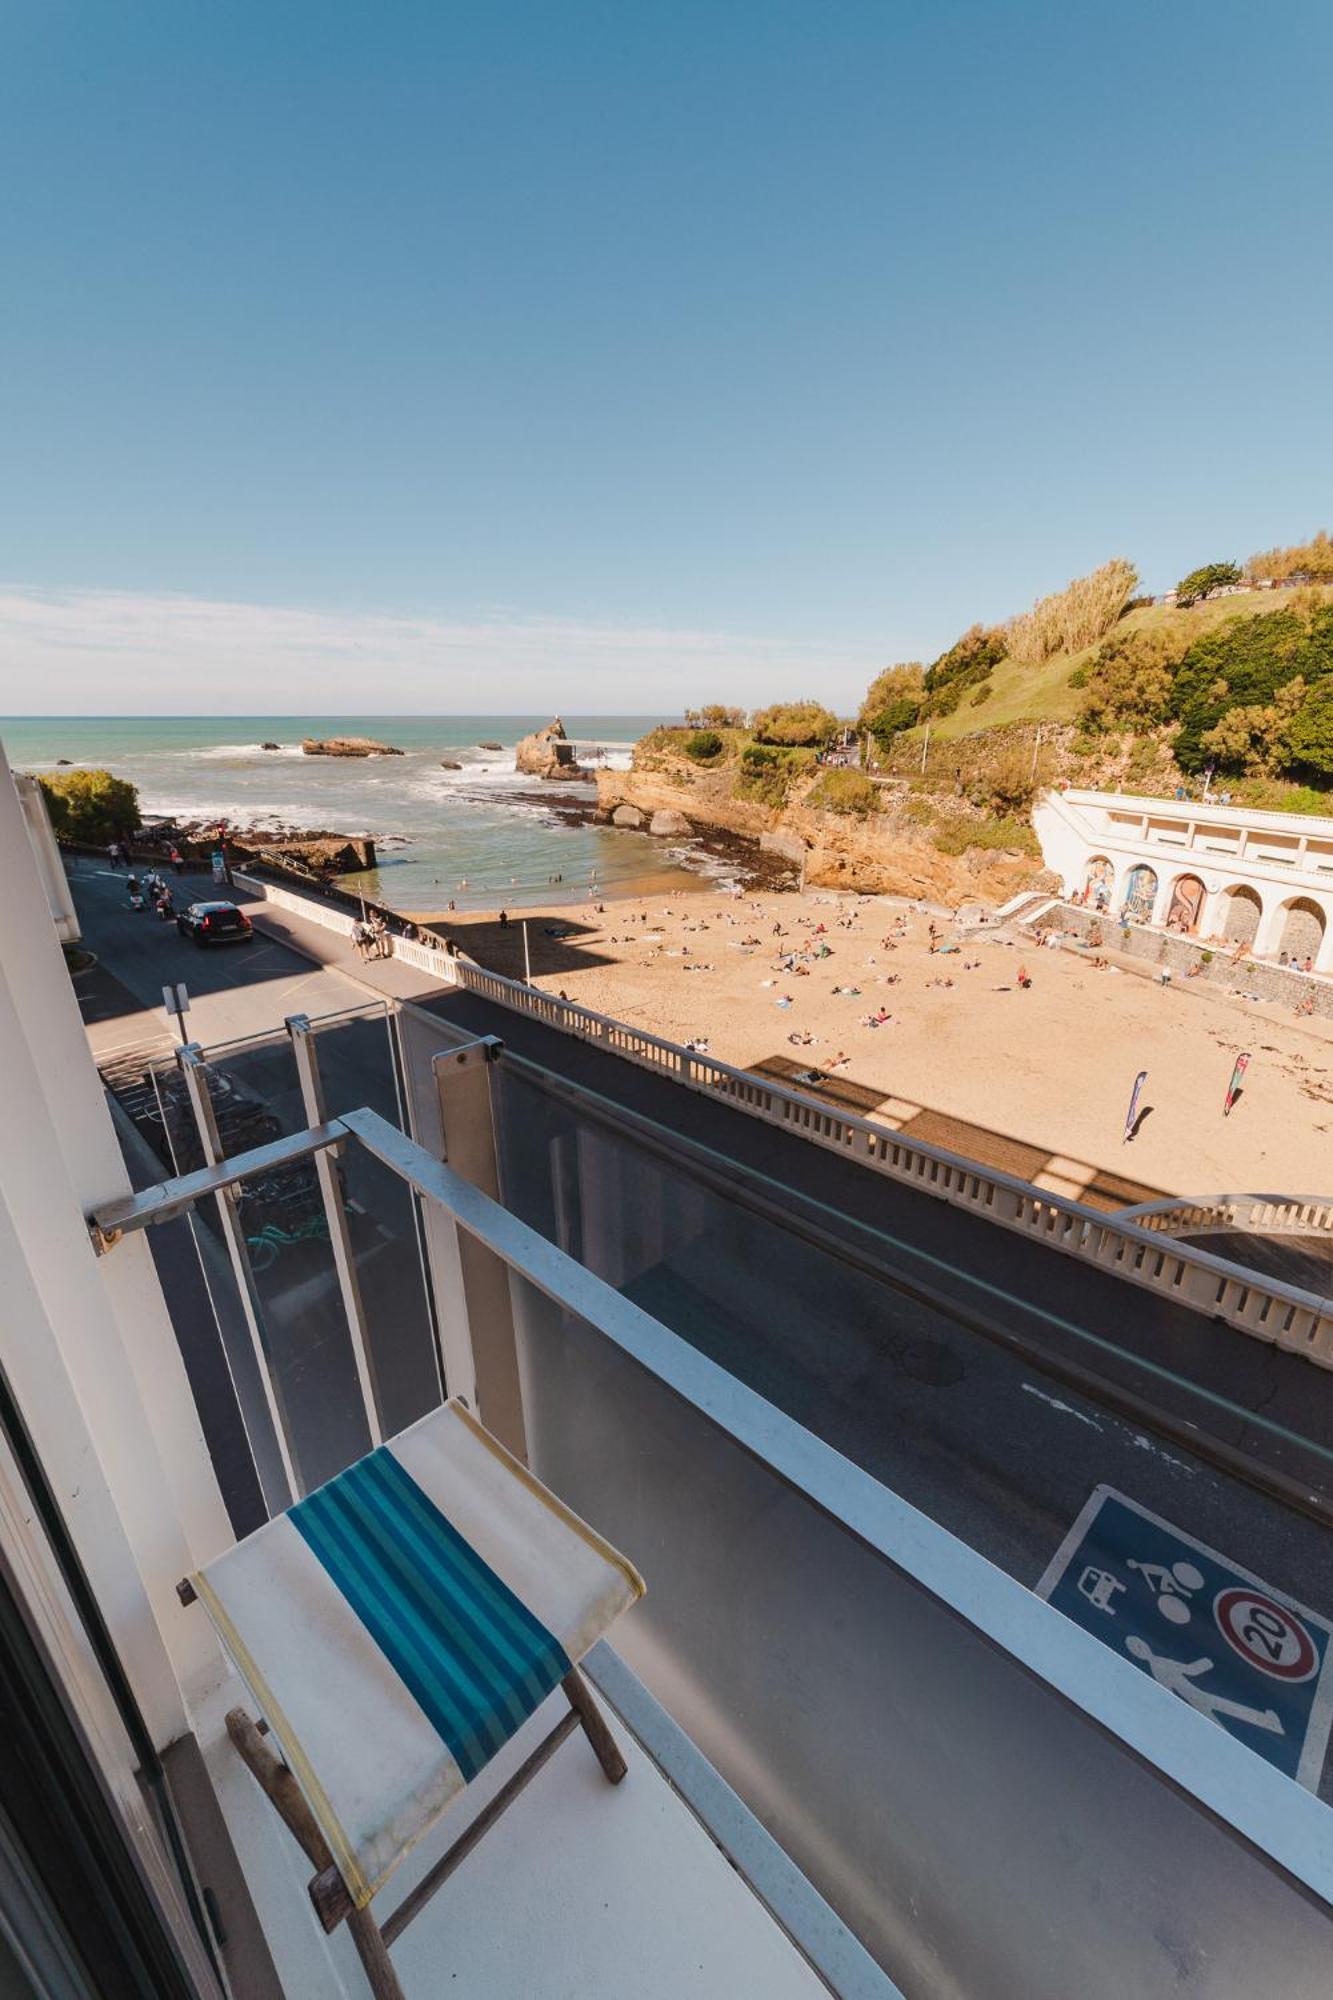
[431,1037,527,1459]
[286,1015,387,1445]
[176,1045,299,1509]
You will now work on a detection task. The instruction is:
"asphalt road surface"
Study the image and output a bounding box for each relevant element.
[66,855,370,1061]
[70,862,438,1526]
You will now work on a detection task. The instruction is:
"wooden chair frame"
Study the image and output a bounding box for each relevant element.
[223,1667,626,2000]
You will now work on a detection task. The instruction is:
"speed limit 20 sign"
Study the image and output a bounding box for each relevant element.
[1039,1486,1333,1789]
[1214,1589,1320,1682]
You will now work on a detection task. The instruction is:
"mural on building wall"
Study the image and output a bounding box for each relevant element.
[1166,874,1205,934]
[1084,857,1114,908]
[1122,864,1158,923]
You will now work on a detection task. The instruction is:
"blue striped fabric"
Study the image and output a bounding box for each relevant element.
[288,1447,571,1782]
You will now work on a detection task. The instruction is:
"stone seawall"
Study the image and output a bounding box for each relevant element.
[1036,903,1333,1019]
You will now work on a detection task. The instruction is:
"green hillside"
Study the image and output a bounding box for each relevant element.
[926,585,1330,742]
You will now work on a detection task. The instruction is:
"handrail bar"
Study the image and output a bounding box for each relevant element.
[89,1121,347,1247]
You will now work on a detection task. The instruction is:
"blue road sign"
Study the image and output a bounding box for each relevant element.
[1038,1485,1333,1789]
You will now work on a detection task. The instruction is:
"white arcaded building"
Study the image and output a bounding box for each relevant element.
[1033,787,1333,970]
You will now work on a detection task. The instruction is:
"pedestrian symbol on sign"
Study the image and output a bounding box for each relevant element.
[1038,1486,1333,1789]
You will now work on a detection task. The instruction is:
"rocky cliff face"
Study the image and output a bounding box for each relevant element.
[515,717,586,779]
[596,763,1048,904]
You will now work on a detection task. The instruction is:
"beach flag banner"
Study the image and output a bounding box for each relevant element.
[1123,1069,1147,1145]
[1224,1052,1251,1118]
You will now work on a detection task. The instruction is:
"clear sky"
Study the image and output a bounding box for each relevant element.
[1,0,1330,714]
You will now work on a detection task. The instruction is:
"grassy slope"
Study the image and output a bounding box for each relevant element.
[926,585,1327,742]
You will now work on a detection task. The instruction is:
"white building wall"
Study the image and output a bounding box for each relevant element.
[14,771,80,943]
[1033,788,1333,972]
[0,743,232,1740]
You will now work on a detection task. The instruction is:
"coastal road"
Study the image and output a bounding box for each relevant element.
[65,854,370,1062]
[69,859,439,1532]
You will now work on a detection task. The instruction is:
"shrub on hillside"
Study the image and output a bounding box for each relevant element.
[1170,604,1333,770]
[683,729,724,762]
[685,704,747,728]
[1176,560,1241,606]
[857,662,924,742]
[932,815,1040,859]
[1200,678,1306,777]
[969,684,993,706]
[807,769,879,817]
[1245,531,1333,584]
[1283,680,1333,777]
[38,768,140,842]
[735,743,817,808]
[1078,619,1201,732]
[750,701,839,748]
[920,624,1006,717]
[1006,558,1139,665]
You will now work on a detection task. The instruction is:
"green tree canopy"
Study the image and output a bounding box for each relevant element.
[857,662,924,732]
[38,769,141,842]
[750,700,840,748]
[1175,561,1241,607]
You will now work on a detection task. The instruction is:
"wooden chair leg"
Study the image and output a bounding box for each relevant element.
[226,1709,406,2000]
[562,1668,627,1784]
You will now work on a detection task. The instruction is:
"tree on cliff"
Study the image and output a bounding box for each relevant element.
[38,769,140,842]
[750,701,839,747]
[857,663,924,742]
[1175,560,1241,607]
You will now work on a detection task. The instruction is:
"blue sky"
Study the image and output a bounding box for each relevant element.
[1,0,1330,713]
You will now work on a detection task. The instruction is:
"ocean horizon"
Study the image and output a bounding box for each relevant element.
[0,712,732,912]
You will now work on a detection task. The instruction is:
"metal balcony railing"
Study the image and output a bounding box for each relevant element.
[88,1034,1333,1999]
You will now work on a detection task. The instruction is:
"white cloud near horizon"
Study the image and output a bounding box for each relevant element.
[0,584,884,715]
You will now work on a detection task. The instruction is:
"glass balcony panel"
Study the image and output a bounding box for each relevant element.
[232,1159,371,1495]
[489,1066,1333,1607]
[505,1269,1333,2000]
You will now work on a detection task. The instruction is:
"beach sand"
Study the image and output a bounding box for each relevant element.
[430,890,1333,1208]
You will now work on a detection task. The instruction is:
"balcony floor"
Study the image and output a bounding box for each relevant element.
[190,1658,831,2000]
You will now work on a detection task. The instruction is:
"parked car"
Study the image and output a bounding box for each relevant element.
[176,900,253,947]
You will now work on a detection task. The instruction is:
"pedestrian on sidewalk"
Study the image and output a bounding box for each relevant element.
[169,844,184,875]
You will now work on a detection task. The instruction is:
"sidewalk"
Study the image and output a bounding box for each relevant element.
[235,888,455,1008]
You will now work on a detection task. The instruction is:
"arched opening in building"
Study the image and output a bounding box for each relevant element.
[1084,856,1114,909]
[1122,864,1158,924]
[1222,885,1262,948]
[1166,874,1206,934]
[1278,897,1326,968]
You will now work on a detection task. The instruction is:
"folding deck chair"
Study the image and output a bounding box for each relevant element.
[183,1399,645,1999]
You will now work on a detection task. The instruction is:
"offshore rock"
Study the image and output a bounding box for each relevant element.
[440,760,463,770]
[301,737,403,758]
[260,741,281,751]
[514,717,587,780]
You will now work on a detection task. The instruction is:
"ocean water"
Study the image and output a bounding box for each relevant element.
[0,714,725,912]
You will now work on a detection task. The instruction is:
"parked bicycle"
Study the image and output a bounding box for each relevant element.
[244,1214,330,1271]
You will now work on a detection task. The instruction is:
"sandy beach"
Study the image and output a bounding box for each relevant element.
[433,889,1333,1208]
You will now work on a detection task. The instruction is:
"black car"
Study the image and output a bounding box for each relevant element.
[176,900,254,946]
